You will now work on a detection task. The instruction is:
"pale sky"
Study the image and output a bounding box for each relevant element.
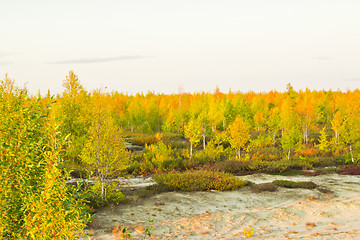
[1,0,360,95]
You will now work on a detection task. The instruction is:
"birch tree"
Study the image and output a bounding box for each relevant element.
[81,92,130,199]
[228,116,251,159]
[184,118,202,159]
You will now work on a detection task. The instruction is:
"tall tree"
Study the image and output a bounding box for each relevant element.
[55,71,89,165]
[81,92,130,198]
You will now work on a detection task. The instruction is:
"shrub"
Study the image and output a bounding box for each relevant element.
[249,159,289,173]
[153,170,248,191]
[84,182,126,208]
[216,160,252,174]
[126,133,159,146]
[250,183,278,193]
[272,180,317,189]
[311,157,345,167]
[143,141,176,171]
[0,78,89,239]
[339,165,360,175]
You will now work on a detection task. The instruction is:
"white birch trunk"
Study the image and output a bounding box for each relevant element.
[190,143,193,159]
[350,145,355,163]
[273,131,276,146]
[287,147,291,160]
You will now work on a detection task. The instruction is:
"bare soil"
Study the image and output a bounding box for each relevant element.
[81,173,360,239]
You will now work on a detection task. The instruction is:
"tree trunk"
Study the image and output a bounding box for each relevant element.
[202,128,206,150]
[190,142,193,159]
[350,145,355,163]
[335,131,338,143]
[101,180,105,200]
[287,147,291,160]
[237,147,241,159]
[273,131,276,146]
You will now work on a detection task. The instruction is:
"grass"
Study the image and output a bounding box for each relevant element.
[153,170,249,191]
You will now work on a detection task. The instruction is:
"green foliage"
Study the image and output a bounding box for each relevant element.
[281,126,302,160]
[143,141,176,171]
[0,76,89,239]
[201,140,232,162]
[55,71,90,165]
[153,170,248,191]
[84,182,126,208]
[272,180,317,189]
[249,133,273,151]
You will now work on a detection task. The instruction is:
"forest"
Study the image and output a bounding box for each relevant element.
[1,71,360,239]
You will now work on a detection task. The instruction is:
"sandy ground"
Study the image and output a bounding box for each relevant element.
[81,173,360,239]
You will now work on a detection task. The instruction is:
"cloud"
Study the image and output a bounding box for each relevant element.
[312,56,331,61]
[48,56,150,64]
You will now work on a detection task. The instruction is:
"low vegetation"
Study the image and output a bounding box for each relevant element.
[339,165,360,175]
[250,183,278,193]
[153,170,248,191]
[272,180,318,189]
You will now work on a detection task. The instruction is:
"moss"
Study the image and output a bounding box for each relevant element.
[270,169,303,176]
[153,170,248,191]
[272,180,317,189]
[250,183,278,193]
[136,184,173,198]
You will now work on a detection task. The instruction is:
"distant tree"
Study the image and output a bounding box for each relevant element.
[281,126,302,160]
[317,127,330,154]
[184,118,202,159]
[228,116,251,159]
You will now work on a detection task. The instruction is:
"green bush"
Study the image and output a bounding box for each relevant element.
[272,180,317,189]
[84,182,126,208]
[0,78,89,239]
[250,183,278,193]
[143,141,176,171]
[153,170,248,191]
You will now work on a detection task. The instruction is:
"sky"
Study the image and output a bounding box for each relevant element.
[1,0,360,95]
